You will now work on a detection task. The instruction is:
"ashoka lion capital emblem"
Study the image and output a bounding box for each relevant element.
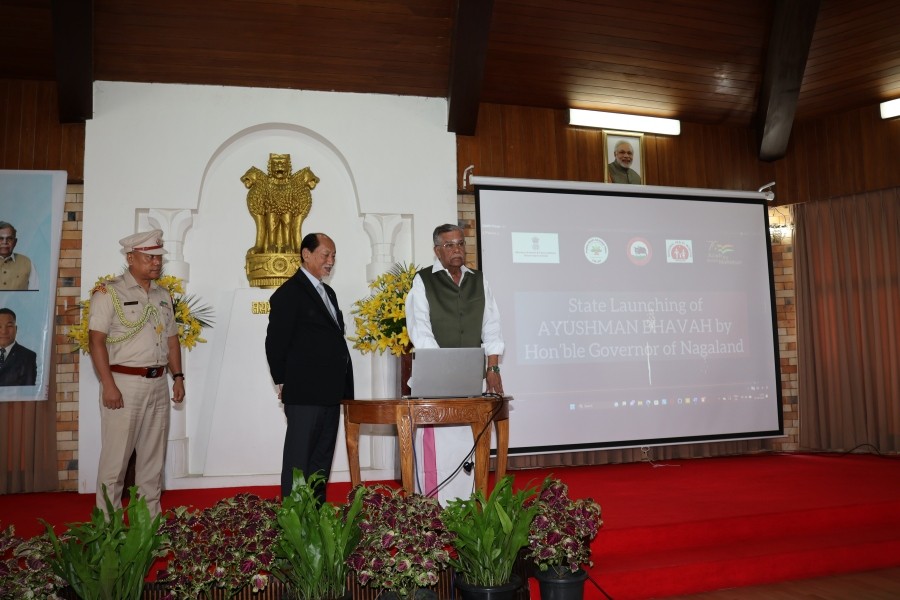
[242,153,320,288]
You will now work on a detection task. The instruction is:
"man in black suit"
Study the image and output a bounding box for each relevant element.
[265,232,353,503]
[0,308,37,386]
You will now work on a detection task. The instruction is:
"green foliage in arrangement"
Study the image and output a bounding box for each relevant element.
[272,471,366,600]
[42,486,165,600]
[441,476,539,587]
[0,524,67,599]
[155,492,278,598]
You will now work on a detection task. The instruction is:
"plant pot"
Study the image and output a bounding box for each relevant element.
[454,574,523,600]
[534,567,589,600]
[379,589,438,600]
[282,589,350,600]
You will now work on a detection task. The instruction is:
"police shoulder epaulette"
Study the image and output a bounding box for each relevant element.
[91,282,109,295]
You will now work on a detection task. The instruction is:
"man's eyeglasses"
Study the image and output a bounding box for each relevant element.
[438,240,466,250]
[0,237,15,243]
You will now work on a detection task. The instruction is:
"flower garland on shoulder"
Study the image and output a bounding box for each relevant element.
[349,263,419,357]
[67,273,214,354]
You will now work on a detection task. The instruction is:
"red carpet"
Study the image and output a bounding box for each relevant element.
[3,452,900,599]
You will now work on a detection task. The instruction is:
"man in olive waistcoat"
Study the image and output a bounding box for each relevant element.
[405,224,504,503]
[0,222,38,290]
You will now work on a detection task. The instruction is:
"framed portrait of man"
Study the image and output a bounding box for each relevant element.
[603,131,645,185]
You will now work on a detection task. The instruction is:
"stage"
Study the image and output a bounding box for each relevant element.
[3,452,900,599]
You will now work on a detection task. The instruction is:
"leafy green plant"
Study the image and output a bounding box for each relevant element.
[272,470,365,600]
[42,486,164,600]
[0,524,67,599]
[441,476,538,587]
[526,477,602,574]
[347,484,454,598]
[155,492,278,599]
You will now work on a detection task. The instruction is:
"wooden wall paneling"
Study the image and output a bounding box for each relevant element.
[579,128,601,183]
[18,81,39,170]
[59,122,84,182]
[463,101,895,204]
[648,134,673,187]
[33,83,54,171]
[1,80,23,168]
[0,80,84,181]
[807,121,828,203]
[0,80,7,165]
[551,112,570,181]
[725,128,749,191]
[820,115,845,198]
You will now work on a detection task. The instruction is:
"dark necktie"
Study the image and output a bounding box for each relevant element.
[0,348,6,365]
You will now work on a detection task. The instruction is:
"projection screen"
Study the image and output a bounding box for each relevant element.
[474,177,783,455]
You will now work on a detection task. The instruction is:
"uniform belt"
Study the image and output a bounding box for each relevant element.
[110,365,167,378]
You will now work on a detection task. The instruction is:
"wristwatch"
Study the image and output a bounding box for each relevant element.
[171,372,185,381]
[487,365,500,374]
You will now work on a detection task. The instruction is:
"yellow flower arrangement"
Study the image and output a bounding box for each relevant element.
[349,263,420,357]
[67,274,214,354]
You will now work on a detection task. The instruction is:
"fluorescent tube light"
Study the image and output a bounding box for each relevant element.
[880,98,900,120]
[569,109,681,135]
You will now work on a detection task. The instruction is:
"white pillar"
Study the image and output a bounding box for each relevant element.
[143,208,194,478]
[362,213,404,280]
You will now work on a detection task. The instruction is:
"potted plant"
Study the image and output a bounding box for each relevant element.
[441,476,538,600]
[348,262,419,358]
[155,491,279,598]
[0,524,67,599]
[348,262,420,395]
[42,487,165,600]
[526,478,602,600]
[347,484,454,599]
[272,470,365,600]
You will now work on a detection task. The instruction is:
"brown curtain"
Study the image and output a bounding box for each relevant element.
[794,189,900,452]
[0,351,59,493]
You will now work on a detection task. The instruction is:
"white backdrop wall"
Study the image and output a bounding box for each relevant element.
[79,81,457,494]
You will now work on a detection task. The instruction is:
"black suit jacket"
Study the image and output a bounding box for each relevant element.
[0,343,37,386]
[265,269,354,405]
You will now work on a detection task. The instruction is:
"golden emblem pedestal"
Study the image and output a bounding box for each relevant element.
[245,252,301,289]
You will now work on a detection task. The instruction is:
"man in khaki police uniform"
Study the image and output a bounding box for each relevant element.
[88,229,184,516]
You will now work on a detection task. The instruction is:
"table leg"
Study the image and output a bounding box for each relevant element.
[343,409,361,487]
[494,417,509,482]
[395,406,415,494]
[472,418,491,497]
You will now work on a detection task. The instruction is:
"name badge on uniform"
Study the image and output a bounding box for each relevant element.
[123,301,138,306]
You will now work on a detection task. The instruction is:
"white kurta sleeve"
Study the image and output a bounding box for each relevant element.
[405,273,440,350]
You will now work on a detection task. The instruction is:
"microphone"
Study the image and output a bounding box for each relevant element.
[463,461,474,475]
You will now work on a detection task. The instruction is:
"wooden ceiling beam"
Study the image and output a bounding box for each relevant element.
[51,0,93,123]
[447,0,494,135]
[756,0,820,161]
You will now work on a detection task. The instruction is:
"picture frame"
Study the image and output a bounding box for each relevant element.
[602,130,645,185]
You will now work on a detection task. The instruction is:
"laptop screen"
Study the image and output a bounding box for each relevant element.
[408,347,485,398]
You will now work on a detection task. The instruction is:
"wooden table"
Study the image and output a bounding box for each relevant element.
[341,396,509,496]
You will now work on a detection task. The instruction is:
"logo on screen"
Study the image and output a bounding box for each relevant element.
[706,241,741,265]
[584,237,609,264]
[666,239,693,263]
[627,237,652,265]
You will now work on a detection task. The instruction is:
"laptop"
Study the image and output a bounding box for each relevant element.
[408,347,486,398]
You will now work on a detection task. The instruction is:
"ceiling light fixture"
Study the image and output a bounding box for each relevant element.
[569,109,681,135]
[880,98,900,120]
